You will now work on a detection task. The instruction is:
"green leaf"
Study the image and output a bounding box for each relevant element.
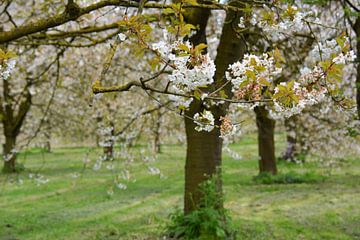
[177,44,190,53]
[183,0,198,5]
[163,8,175,14]
[194,90,201,100]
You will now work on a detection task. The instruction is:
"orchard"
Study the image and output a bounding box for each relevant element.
[0,0,359,239]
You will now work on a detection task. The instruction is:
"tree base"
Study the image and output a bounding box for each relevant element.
[2,162,25,174]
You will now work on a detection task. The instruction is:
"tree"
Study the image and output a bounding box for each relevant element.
[1,1,356,224]
[0,45,65,172]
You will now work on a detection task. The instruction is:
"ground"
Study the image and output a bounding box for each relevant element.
[0,134,359,240]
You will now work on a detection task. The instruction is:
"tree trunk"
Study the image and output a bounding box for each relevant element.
[2,135,17,173]
[282,116,297,162]
[183,6,247,213]
[183,9,212,213]
[1,49,32,172]
[355,17,360,119]
[184,107,223,212]
[44,140,51,153]
[254,106,277,175]
[44,119,52,152]
[104,144,114,160]
[154,111,162,154]
[103,122,115,161]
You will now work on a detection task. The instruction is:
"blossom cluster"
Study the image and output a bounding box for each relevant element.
[0,58,16,81]
[193,110,215,132]
[151,30,216,109]
[226,53,282,101]
[152,40,215,91]
[243,5,315,39]
[219,116,236,138]
[270,80,327,119]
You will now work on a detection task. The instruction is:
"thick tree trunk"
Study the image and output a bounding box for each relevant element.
[183,9,213,213]
[1,50,32,172]
[184,5,246,213]
[2,135,17,173]
[355,17,360,119]
[184,107,223,212]
[255,106,277,175]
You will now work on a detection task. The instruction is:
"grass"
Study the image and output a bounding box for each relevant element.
[252,171,326,184]
[0,134,359,240]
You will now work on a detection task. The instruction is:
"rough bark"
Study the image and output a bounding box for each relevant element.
[184,5,247,213]
[254,106,277,175]
[354,17,360,119]
[183,9,212,213]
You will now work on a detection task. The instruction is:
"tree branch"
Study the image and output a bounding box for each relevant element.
[0,0,264,44]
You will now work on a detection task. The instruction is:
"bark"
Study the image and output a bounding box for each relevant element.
[184,109,222,212]
[104,144,114,160]
[354,17,360,119]
[154,111,162,154]
[1,78,32,172]
[183,10,212,213]
[44,134,51,153]
[282,116,297,162]
[254,106,277,175]
[184,5,247,213]
[96,116,103,147]
[2,135,16,173]
[103,121,115,160]
[44,119,52,152]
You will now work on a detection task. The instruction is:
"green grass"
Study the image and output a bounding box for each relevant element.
[0,136,359,240]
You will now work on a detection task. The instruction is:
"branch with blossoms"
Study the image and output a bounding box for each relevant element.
[90,1,357,136]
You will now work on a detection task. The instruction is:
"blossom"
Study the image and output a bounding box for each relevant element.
[168,53,216,91]
[247,5,313,41]
[193,110,215,132]
[1,59,16,80]
[220,116,236,138]
[238,17,245,28]
[118,33,127,41]
[226,53,282,100]
[151,31,216,114]
[332,51,356,64]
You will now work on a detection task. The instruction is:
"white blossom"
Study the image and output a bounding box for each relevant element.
[118,33,127,41]
[193,110,215,132]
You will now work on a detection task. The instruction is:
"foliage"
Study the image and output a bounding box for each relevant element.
[253,171,326,185]
[164,176,236,239]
